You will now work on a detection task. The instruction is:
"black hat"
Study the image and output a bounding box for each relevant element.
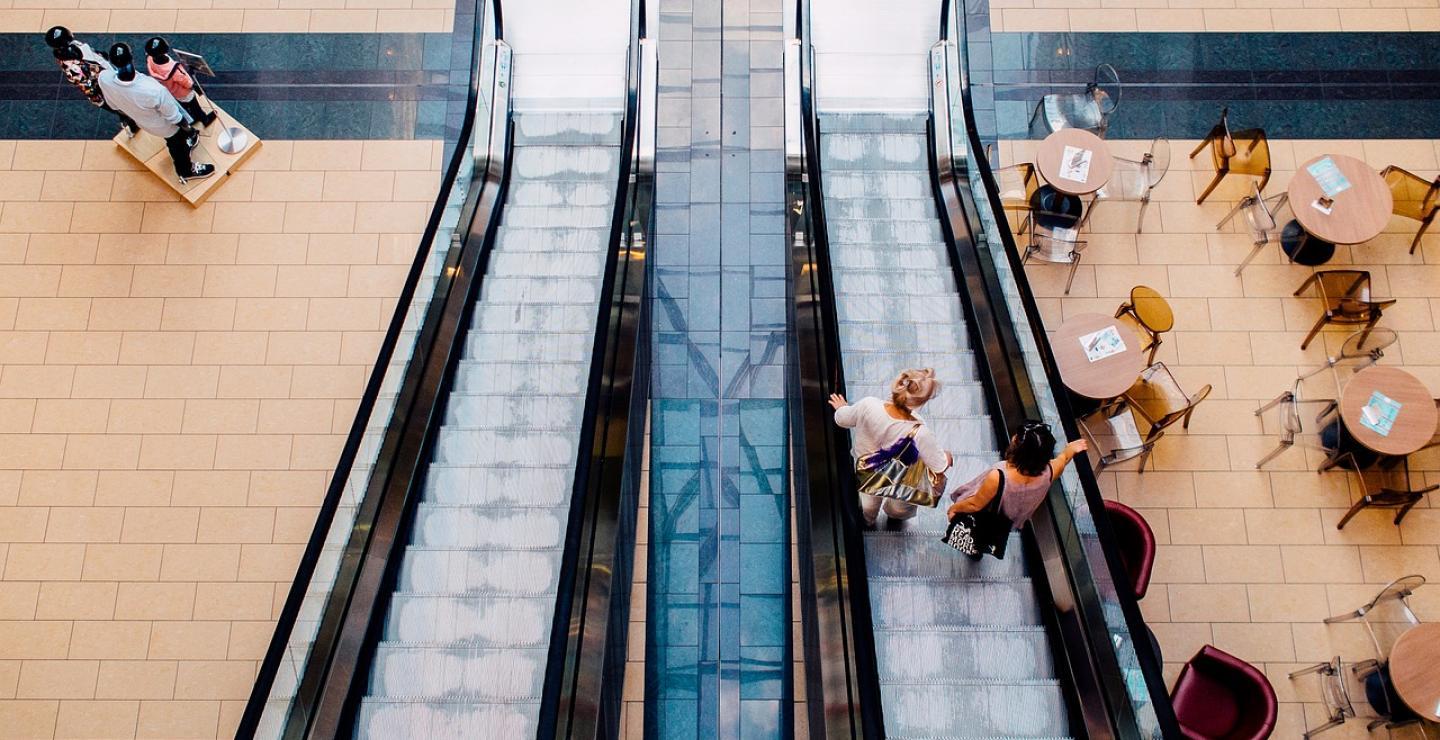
[144,37,170,60]
[108,42,133,69]
[44,25,72,49]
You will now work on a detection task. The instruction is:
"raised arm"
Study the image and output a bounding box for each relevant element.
[1050,439,1088,476]
[830,394,859,428]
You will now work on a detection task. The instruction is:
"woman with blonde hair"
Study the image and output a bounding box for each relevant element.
[829,368,953,527]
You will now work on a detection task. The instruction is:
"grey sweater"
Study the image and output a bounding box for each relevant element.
[96,70,190,137]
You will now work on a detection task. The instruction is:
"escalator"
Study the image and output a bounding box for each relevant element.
[356,110,624,735]
[786,0,1180,738]
[239,0,656,737]
[819,111,1070,736]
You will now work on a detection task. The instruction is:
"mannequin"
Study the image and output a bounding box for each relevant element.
[144,37,217,127]
[43,26,138,136]
[96,43,215,182]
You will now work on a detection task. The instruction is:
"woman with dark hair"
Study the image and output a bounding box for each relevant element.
[946,420,1087,552]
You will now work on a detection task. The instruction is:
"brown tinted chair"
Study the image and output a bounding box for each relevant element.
[1190,107,1272,205]
[1292,270,1396,351]
[1114,285,1173,364]
[1123,361,1212,429]
[1380,165,1440,254]
[1330,454,1436,530]
[994,161,1039,231]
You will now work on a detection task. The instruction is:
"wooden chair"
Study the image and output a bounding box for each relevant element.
[1190,107,1272,205]
[1114,285,1174,365]
[1380,165,1440,254]
[1292,270,1395,351]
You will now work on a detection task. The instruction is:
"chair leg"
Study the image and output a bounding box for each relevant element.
[1115,301,1133,320]
[1146,336,1161,365]
[1336,497,1369,530]
[1293,272,1320,296]
[1355,316,1379,351]
[1196,170,1225,205]
[1394,498,1420,525]
[1235,242,1266,277]
[1411,218,1431,255]
[1324,608,1364,624]
[1303,717,1345,739]
[1136,195,1150,234]
[1288,661,1332,679]
[1217,198,1248,230]
[1300,313,1328,350]
[1064,253,1081,295]
[1258,169,1271,194]
[1256,391,1291,415]
[1255,440,1292,470]
[1189,136,1210,159]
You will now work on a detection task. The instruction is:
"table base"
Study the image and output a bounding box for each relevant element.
[1282,220,1336,266]
[1031,185,1084,228]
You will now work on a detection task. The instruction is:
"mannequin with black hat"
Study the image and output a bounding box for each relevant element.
[43,26,138,136]
[144,37,217,128]
[96,42,214,183]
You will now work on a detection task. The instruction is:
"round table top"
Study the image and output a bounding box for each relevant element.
[1287,154,1394,245]
[1129,285,1174,333]
[1339,366,1438,456]
[1389,623,1440,722]
[1052,313,1146,399]
[1036,129,1113,196]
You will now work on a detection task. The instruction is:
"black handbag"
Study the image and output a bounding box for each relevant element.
[940,470,1013,558]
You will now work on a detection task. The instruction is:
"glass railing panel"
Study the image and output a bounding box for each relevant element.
[249,4,496,736]
[942,5,1165,735]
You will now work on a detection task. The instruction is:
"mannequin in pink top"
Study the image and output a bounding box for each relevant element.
[144,37,217,127]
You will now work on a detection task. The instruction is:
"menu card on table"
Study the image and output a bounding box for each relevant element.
[1307,157,1352,198]
[1060,145,1093,182]
[1359,390,1401,437]
[1079,325,1126,363]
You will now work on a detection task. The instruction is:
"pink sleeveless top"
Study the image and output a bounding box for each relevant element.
[949,462,1053,528]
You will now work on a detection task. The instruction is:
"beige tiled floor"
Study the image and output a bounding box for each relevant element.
[999,136,1440,737]
[0,138,440,738]
[0,6,452,33]
[993,1,1440,32]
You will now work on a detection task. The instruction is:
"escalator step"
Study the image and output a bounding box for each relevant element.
[449,361,588,396]
[824,171,931,199]
[355,701,538,740]
[462,330,596,363]
[835,294,966,324]
[821,133,928,172]
[441,393,585,429]
[874,627,1058,682]
[477,276,600,305]
[825,197,936,220]
[392,548,561,596]
[502,205,613,229]
[827,217,944,244]
[860,536,1027,579]
[512,111,623,146]
[870,579,1041,628]
[506,180,616,207]
[830,242,946,269]
[838,320,971,353]
[421,464,573,507]
[408,505,566,549]
[818,112,927,133]
[471,303,597,332]
[487,252,606,279]
[880,681,1070,738]
[493,227,610,254]
[365,645,548,701]
[834,270,959,297]
[510,145,621,180]
[380,594,557,647]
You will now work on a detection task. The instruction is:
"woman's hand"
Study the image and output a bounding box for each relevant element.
[1065,439,1089,456]
[828,393,847,410]
[946,502,963,520]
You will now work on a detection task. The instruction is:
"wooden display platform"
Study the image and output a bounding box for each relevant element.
[113,102,262,207]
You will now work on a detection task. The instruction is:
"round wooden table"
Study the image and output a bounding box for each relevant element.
[1339,366,1438,456]
[1052,313,1146,400]
[1033,129,1114,227]
[1283,154,1394,266]
[1389,622,1440,722]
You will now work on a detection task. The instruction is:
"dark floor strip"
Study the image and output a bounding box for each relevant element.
[964,29,1440,140]
[2,32,467,139]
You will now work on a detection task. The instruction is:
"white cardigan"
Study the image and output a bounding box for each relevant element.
[833,396,950,472]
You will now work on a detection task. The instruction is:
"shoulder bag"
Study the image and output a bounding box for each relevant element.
[941,470,1013,558]
[854,425,945,508]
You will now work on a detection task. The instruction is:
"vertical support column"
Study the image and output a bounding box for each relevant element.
[646,0,792,734]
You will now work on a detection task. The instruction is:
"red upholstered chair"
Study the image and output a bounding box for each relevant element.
[1171,645,1278,740]
[1103,499,1155,601]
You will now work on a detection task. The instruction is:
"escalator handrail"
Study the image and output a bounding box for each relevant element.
[935,1,1182,734]
[784,0,887,734]
[536,0,653,735]
[236,0,509,735]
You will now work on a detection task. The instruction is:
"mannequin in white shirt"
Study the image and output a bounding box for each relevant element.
[96,43,214,182]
